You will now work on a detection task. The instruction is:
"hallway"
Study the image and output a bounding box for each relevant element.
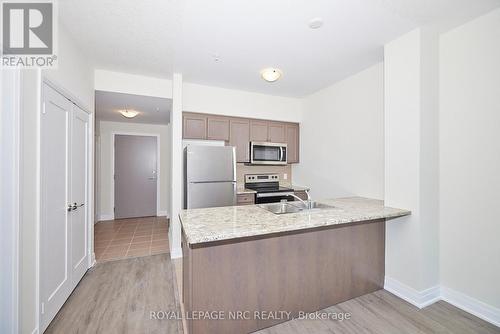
[94,216,169,262]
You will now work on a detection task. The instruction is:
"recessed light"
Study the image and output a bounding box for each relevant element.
[120,109,139,118]
[260,68,282,82]
[308,17,323,29]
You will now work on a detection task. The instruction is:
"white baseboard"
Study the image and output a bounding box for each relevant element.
[384,276,441,309]
[98,214,114,221]
[441,286,500,327]
[170,247,182,259]
[385,277,500,328]
[157,211,169,217]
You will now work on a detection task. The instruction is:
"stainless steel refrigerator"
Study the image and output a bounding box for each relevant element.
[184,145,237,209]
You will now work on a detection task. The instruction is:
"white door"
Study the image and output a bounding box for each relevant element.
[70,105,89,287]
[40,83,90,331]
[40,83,72,330]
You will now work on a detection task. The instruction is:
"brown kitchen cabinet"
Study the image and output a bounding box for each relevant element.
[249,120,269,142]
[207,116,230,141]
[183,113,207,139]
[286,123,300,163]
[237,193,255,205]
[268,122,286,143]
[229,119,250,162]
[182,112,300,163]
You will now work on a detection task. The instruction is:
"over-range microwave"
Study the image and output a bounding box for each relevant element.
[250,142,287,165]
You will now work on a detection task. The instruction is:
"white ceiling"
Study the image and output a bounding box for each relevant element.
[60,0,500,97]
[95,91,171,125]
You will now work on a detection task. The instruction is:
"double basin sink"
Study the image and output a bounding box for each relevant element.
[258,201,334,215]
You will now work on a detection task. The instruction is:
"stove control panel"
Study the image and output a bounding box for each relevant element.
[245,174,280,183]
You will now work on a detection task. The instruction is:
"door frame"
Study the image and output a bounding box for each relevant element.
[38,77,94,332]
[0,69,21,334]
[111,132,161,219]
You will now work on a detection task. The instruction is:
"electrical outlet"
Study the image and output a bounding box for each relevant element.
[283,173,288,180]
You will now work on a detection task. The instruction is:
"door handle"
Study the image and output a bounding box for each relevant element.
[68,202,84,212]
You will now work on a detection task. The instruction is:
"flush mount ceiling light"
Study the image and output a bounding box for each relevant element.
[308,17,323,29]
[260,68,282,82]
[120,109,139,118]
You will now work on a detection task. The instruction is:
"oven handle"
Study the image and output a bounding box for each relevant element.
[256,192,294,198]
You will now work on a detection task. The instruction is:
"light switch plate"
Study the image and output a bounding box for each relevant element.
[283,173,288,180]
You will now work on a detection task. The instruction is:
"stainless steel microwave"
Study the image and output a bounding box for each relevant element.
[250,142,287,165]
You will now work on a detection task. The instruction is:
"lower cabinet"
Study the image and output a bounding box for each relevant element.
[237,193,255,205]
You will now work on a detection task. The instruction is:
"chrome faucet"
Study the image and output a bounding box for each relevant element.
[289,190,311,210]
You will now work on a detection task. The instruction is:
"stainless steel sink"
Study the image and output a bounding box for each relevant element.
[258,201,335,215]
[258,202,302,215]
[288,201,335,210]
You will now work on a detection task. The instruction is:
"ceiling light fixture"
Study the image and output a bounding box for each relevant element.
[308,17,323,29]
[120,109,139,118]
[260,68,282,82]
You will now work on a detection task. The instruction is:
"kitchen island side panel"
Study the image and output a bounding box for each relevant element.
[186,219,385,334]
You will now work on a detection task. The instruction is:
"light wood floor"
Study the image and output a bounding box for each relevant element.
[45,254,182,334]
[46,254,499,334]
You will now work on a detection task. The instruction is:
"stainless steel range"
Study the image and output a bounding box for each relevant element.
[245,174,294,204]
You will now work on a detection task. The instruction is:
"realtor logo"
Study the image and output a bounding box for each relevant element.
[1,1,57,68]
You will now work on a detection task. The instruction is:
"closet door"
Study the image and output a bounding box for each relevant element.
[69,105,89,287]
[40,83,72,331]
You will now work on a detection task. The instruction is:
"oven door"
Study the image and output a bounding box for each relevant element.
[255,192,294,204]
[250,142,287,165]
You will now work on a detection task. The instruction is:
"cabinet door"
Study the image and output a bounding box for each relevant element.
[250,120,269,142]
[286,123,300,163]
[207,116,230,141]
[268,122,286,143]
[183,114,207,139]
[229,119,250,162]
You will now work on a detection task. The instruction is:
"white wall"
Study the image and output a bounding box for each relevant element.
[183,82,302,122]
[384,28,440,296]
[293,63,384,199]
[440,9,500,310]
[97,121,171,219]
[95,70,172,99]
[19,23,95,334]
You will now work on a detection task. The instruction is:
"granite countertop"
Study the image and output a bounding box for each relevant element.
[285,184,310,192]
[179,197,410,246]
[236,185,257,195]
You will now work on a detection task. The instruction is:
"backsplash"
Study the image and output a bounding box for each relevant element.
[236,163,292,186]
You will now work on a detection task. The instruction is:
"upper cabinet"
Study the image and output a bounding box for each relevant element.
[229,119,250,162]
[268,122,286,143]
[183,113,207,139]
[286,123,299,164]
[207,116,230,141]
[249,120,269,142]
[182,112,300,164]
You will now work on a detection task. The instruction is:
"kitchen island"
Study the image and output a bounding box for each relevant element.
[180,197,410,334]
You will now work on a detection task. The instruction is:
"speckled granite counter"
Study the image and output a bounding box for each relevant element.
[179,196,410,246]
[236,185,257,195]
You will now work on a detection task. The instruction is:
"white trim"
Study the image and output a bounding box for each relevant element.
[170,247,183,259]
[97,214,115,221]
[385,277,500,328]
[0,68,21,334]
[110,132,161,218]
[441,286,500,327]
[158,210,169,217]
[384,276,441,309]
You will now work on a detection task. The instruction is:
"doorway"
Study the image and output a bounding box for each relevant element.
[114,134,158,219]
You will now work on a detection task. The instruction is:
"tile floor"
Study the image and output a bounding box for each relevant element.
[94,216,169,262]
